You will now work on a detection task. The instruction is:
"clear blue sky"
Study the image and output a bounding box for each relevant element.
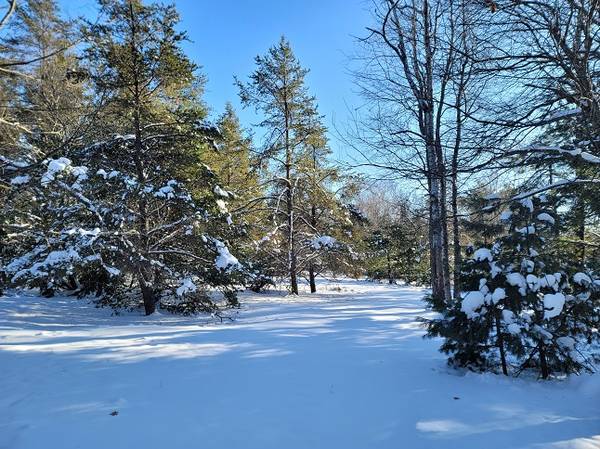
[58,0,373,160]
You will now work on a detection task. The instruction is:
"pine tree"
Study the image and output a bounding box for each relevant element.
[425,195,599,378]
[295,115,357,292]
[4,0,242,315]
[0,0,85,293]
[207,104,259,197]
[236,36,321,294]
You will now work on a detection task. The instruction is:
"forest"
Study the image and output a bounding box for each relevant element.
[0,1,599,448]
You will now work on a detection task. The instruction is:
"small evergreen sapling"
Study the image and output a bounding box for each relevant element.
[425,195,599,378]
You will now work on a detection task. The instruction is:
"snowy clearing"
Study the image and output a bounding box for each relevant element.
[0,279,599,449]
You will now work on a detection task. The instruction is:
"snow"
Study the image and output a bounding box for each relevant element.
[0,279,598,449]
[473,247,493,262]
[41,157,72,185]
[491,287,506,304]
[461,291,486,318]
[176,277,197,296]
[548,108,582,120]
[507,323,521,335]
[538,273,560,291]
[155,185,175,199]
[520,198,534,212]
[216,199,228,213]
[516,225,536,234]
[557,336,576,350]
[10,175,31,185]
[537,213,556,225]
[544,293,566,319]
[533,324,553,341]
[213,185,230,198]
[312,235,337,249]
[489,261,502,278]
[580,151,600,164]
[104,265,121,277]
[214,240,240,271]
[573,272,592,286]
[484,193,500,200]
[506,272,527,296]
[71,166,89,180]
[10,248,81,282]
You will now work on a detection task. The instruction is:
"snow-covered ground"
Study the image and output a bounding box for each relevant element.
[1,279,598,449]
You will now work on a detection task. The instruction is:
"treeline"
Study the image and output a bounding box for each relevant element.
[0,0,424,315]
[1,0,599,379]
[350,0,600,378]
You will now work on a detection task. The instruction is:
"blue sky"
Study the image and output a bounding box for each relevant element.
[58,0,373,160]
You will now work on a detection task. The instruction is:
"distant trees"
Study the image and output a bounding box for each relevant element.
[358,185,429,285]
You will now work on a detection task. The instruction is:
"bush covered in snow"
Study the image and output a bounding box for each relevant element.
[425,196,599,378]
[3,140,246,315]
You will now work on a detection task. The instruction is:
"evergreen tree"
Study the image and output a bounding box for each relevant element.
[366,220,429,286]
[426,195,600,378]
[208,103,259,197]
[294,115,357,292]
[4,0,242,315]
[237,36,334,294]
[0,0,85,292]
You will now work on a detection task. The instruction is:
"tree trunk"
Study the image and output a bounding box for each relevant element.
[539,342,549,379]
[282,70,298,295]
[422,0,450,305]
[576,199,586,267]
[495,313,508,375]
[451,176,461,300]
[309,198,318,293]
[128,3,154,310]
[387,251,393,284]
[140,277,155,315]
[309,264,317,293]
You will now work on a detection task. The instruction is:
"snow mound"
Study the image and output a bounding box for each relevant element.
[473,248,493,262]
[461,291,485,319]
[543,293,566,319]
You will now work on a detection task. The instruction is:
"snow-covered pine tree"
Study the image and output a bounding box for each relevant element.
[236,37,315,294]
[1,0,86,293]
[4,0,244,315]
[425,195,599,378]
[495,196,599,377]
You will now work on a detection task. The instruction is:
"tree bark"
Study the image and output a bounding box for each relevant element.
[283,74,298,295]
[308,264,317,293]
[387,250,393,284]
[129,3,155,314]
[576,199,586,267]
[140,276,155,315]
[309,200,318,293]
[495,313,508,375]
[538,342,549,379]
